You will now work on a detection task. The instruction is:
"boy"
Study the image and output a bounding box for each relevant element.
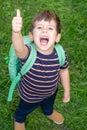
[12,9,70,130]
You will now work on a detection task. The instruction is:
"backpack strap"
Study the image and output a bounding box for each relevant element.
[55,44,65,66]
[21,36,37,75]
[8,44,20,81]
[7,37,37,101]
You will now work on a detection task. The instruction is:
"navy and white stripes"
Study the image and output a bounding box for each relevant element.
[18,49,68,103]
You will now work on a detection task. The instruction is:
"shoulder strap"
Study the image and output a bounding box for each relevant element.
[7,36,37,101]
[21,36,36,75]
[55,44,65,66]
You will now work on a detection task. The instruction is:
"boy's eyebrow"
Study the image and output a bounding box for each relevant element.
[35,23,56,28]
[35,24,43,26]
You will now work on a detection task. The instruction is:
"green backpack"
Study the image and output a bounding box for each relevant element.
[7,35,65,101]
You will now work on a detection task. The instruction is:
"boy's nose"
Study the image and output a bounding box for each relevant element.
[42,27,47,33]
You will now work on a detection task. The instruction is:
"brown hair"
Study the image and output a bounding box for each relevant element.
[30,10,61,33]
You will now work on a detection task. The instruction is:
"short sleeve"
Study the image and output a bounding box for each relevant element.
[19,45,31,66]
[60,52,69,69]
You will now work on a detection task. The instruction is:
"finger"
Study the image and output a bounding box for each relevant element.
[16,9,21,17]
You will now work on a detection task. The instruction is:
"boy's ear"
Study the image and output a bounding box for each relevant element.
[56,33,61,43]
[29,32,34,41]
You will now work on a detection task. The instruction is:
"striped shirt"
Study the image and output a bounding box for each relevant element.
[18,47,68,103]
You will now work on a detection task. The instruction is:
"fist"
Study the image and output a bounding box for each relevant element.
[62,91,70,103]
[12,9,23,33]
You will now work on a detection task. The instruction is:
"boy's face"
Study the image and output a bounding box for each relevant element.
[30,19,61,55]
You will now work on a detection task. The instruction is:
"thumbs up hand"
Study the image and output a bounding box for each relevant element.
[12,9,23,33]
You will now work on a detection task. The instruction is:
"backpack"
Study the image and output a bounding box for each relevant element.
[7,35,66,101]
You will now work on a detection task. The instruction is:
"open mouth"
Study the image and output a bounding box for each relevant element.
[40,37,49,45]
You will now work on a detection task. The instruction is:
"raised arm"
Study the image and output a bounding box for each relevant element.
[12,9,28,58]
[59,68,70,103]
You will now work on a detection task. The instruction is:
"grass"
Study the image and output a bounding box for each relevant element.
[0,0,87,130]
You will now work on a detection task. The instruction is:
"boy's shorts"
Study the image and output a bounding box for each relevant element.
[14,89,58,123]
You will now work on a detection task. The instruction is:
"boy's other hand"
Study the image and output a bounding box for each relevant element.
[12,9,23,33]
[62,91,70,103]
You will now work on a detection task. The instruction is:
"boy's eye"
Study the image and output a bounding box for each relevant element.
[48,27,53,30]
[37,26,42,29]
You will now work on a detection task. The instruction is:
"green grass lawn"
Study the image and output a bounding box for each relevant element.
[0,0,87,130]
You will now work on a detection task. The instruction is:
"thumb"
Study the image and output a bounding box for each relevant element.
[16,9,21,17]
